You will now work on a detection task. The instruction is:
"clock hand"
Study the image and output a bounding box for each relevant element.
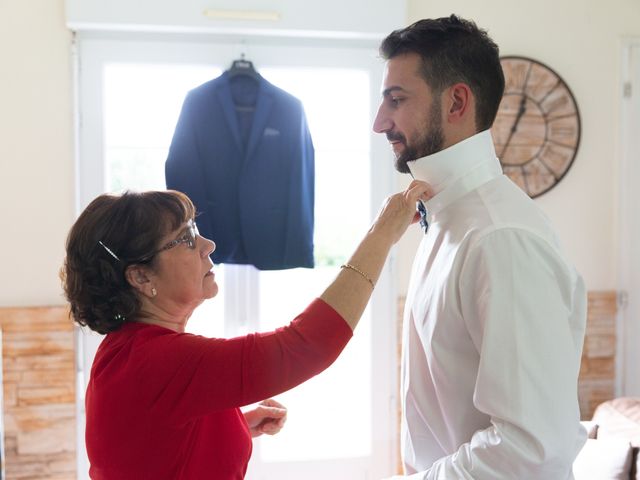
[499,94,527,158]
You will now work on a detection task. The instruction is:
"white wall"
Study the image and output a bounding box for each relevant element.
[66,0,401,38]
[392,0,640,294]
[0,0,74,307]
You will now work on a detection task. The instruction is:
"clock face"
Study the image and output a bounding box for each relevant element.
[491,56,581,198]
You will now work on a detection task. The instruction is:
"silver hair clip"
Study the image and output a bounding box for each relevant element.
[98,240,121,262]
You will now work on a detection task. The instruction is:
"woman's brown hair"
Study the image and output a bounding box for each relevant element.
[61,190,195,334]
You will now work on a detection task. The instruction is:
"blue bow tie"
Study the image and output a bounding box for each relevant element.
[409,171,429,234]
[417,200,429,234]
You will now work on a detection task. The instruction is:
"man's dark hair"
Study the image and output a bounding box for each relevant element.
[380,15,505,132]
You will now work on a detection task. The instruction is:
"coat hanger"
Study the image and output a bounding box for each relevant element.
[227,53,260,81]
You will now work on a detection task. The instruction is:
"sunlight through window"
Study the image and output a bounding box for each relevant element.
[102,61,372,467]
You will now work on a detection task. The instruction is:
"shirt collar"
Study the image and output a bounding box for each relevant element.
[408,130,503,218]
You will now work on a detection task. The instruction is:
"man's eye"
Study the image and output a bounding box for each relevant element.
[391,97,404,106]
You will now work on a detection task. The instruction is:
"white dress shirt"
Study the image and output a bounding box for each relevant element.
[399,130,587,479]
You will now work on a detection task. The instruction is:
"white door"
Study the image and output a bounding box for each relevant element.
[619,40,640,397]
[76,35,398,479]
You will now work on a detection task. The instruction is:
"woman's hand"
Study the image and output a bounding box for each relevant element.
[369,180,434,245]
[319,180,433,330]
[243,398,288,438]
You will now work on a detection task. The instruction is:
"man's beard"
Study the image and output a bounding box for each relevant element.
[389,100,444,174]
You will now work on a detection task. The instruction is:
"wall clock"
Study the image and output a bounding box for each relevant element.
[491,56,581,198]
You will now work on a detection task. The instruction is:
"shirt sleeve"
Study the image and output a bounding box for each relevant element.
[137,298,352,425]
[412,228,586,479]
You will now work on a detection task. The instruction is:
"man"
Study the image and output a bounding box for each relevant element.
[374,15,587,479]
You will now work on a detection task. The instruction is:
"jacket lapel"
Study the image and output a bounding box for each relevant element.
[215,73,244,153]
[245,78,274,163]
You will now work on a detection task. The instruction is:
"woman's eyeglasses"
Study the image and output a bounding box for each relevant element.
[154,221,199,253]
[97,220,199,264]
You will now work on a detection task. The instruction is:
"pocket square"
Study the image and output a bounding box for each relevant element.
[264,127,280,137]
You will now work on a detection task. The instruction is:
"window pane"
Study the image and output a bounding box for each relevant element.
[103,63,226,338]
[260,68,371,266]
[258,267,372,461]
[102,62,373,463]
[104,63,219,191]
[256,68,372,462]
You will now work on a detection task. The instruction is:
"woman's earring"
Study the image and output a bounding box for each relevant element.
[151,287,157,298]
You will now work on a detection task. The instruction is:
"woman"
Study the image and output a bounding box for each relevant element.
[62,181,431,479]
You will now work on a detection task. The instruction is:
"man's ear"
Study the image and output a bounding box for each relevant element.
[444,82,473,124]
[125,264,154,297]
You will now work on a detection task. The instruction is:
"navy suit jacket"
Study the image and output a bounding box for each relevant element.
[165,72,314,270]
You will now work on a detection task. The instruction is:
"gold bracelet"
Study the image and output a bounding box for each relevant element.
[340,263,375,289]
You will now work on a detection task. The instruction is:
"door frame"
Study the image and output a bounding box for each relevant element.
[618,38,640,397]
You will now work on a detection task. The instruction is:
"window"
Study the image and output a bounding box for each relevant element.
[76,36,398,479]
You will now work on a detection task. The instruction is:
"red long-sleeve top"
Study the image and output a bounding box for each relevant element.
[85,298,352,479]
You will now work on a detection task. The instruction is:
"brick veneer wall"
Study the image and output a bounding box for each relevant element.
[0,306,76,480]
[579,291,618,419]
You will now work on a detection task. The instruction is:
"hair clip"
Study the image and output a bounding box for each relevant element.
[98,240,121,262]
